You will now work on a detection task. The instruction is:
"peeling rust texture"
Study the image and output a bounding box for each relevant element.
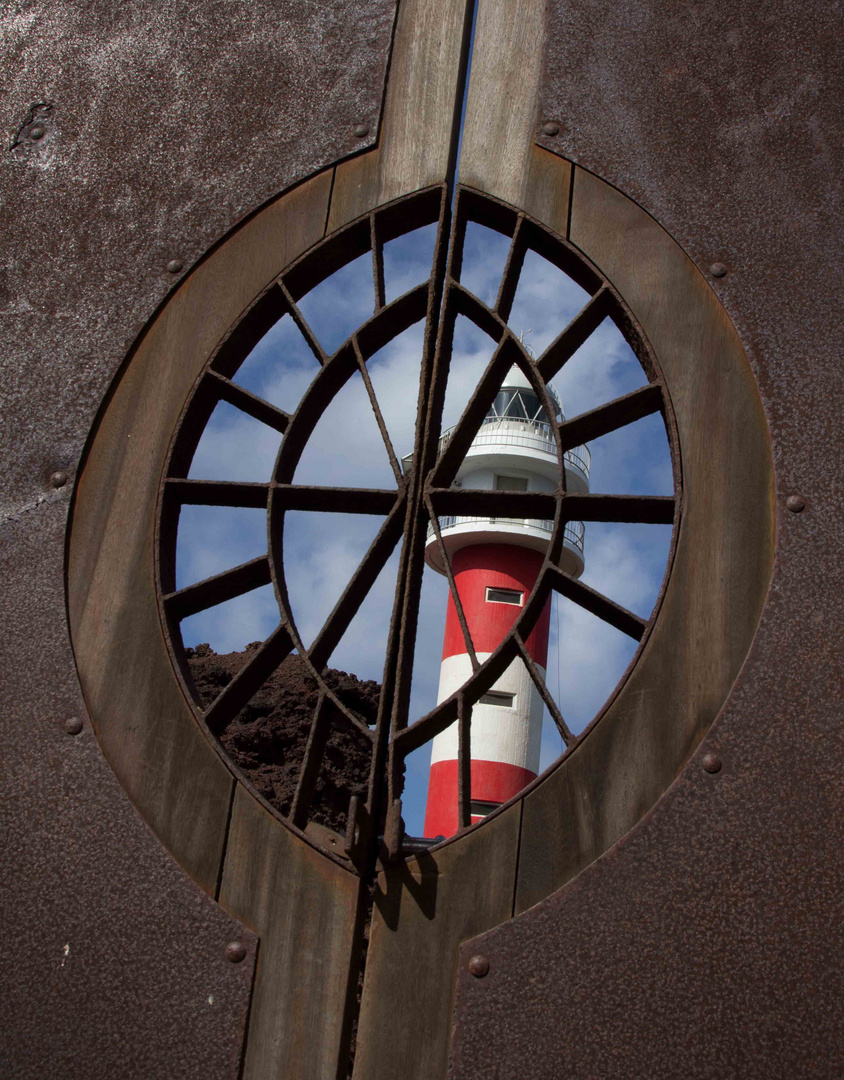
[451,3,844,1078]
[0,3,394,1077]
[0,500,257,1079]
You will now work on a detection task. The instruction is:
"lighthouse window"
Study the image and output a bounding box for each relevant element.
[495,475,528,491]
[485,586,524,606]
[478,690,515,708]
[492,388,545,421]
[470,800,502,818]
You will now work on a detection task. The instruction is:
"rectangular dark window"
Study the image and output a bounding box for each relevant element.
[479,690,515,708]
[470,799,501,818]
[495,474,528,491]
[485,585,523,605]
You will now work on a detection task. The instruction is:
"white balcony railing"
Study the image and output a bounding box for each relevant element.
[437,416,591,481]
[428,516,585,554]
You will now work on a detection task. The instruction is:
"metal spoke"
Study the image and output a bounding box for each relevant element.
[513,631,573,744]
[164,554,271,620]
[457,695,472,829]
[562,493,676,524]
[290,693,373,828]
[424,495,479,672]
[429,334,520,488]
[205,371,291,433]
[557,383,664,450]
[273,484,400,515]
[428,487,557,519]
[202,622,295,732]
[278,281,329,367]
[308,494,408,669]
[370,215,386,311]
[164,478,270,508]
[546,564,647,640]
[536,287,614,382]
[495,215,528,322]
[353,338,404,485]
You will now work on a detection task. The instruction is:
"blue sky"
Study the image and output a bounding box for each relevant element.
[178,223,673,836]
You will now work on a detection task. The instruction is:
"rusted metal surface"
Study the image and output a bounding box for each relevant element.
[0,499,257,1080]
[449,3,843,1076]
[0,0,396,511]
[0,4,394,1076]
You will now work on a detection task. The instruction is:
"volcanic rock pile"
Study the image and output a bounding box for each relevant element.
[186,643,379,833]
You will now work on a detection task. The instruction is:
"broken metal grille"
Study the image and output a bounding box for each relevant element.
[156,184,680,873]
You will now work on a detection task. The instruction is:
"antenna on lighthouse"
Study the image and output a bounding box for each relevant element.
[518,328,535,358]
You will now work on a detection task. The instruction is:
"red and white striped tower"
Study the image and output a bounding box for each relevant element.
[423,365,589,838]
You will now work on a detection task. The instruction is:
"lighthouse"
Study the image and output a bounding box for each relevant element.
[423,365,589,838]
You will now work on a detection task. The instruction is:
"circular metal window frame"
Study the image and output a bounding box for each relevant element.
[154,184,681,869]
[67,159,772,898]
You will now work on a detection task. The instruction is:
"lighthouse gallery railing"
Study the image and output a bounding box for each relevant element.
[437,415,591,480]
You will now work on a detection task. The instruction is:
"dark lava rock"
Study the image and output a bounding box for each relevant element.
[186,643,380,833]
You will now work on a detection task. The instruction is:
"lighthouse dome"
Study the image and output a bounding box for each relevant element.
[492,364,563,423]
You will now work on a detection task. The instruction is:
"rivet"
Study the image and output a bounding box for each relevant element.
[710,262,728,278]
[64,716,83,736]
[541,121,560,137]
[701,752,722,774]
[468,954,489,978]
[226,941,247,963]
[354,124,370,138]
[30,124,45,140]
[786,494,806,513]
[50,471,68,489]
[166,259,184,275]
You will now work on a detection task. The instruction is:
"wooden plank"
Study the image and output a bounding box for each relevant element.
[352,803,522,1080]
[514,166,774,912]
[328,0,473,230]
[220,786,364,1080]
[459,0,572,234]
[67,170,333,893]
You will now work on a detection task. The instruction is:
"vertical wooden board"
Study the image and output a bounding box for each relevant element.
[328,0,472,230]
[459,0,571,230]
[220,787,363,1080]
[514,166,774,912]
[68,171,333,892]
[352,803,522,1080]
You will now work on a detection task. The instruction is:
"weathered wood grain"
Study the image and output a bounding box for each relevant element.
[68,170,333,892]
[328,0,473,230]
[352,803,522,1080]
[220,786,364,1080]
[459,0,571,233]
[514,166,774,911]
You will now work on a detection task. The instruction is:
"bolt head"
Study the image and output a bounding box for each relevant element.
[710,262,728,278]
[166,259,184,275]
[468,954,489,978]
[226,941,247,963]
[64,716,83,736]
[701,752,722,774]
[354,124,370,138]
[50,471,68,489]
[30,124,45,140]
[541,121,561,137]
[786,494,806,513]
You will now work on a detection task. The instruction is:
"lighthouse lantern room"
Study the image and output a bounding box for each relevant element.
[423,364,590,838]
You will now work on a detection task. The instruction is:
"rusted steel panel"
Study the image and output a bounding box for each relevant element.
[0,500,257,1080]
[451,2,844,1076]
[1,4,395,1076]
[0,0,396,509]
